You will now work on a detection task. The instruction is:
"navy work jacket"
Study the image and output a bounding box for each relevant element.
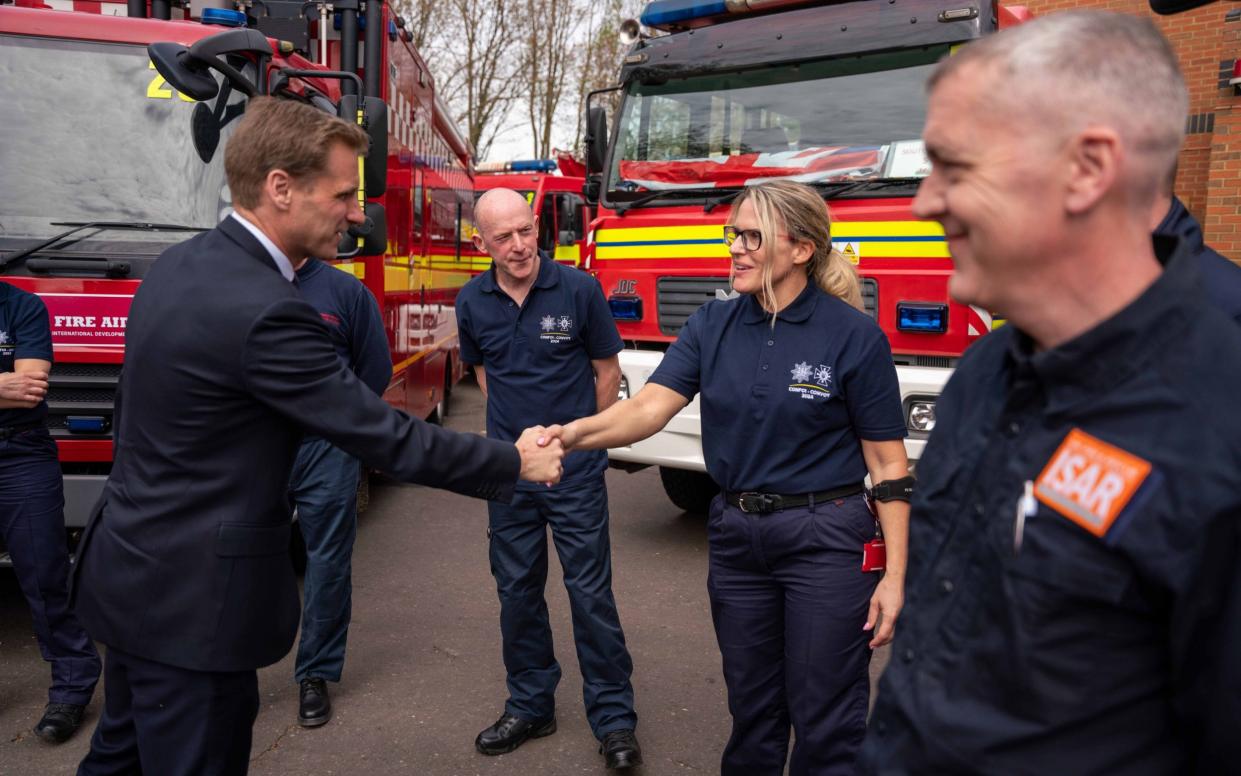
[861,236,1241,774]
[1154,196,1241,324]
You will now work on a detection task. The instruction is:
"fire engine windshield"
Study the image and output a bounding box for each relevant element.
[0,34,249,256]
[604,46,944,202]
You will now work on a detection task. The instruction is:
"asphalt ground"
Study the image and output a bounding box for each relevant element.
[0,375,889,775]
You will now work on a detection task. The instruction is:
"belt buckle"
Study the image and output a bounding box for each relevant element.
[738,492,781,514]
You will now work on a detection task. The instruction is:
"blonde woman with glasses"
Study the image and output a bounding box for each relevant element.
[540,179,910,774]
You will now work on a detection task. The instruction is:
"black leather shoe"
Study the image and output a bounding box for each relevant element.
[298,678,332,728]
[474,712,556,755]
[600,729,642,770]
[34,703,85,744]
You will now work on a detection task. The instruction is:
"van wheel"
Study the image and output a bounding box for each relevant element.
[658,467,718,515]
[430,357,452,425]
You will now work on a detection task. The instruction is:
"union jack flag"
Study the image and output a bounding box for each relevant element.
[619,145,885,190]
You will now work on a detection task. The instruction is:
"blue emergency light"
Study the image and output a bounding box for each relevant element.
[640,0,728,27]
[609,297,644,321]
[896,303,948,334]
[201,8,247,27]
[509,159,558,173]
[66,416,109,434]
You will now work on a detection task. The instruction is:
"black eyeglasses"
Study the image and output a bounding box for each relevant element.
[722,225,790,252]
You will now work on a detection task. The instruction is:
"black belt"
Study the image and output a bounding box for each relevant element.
[724,483,865,514]
[0,420,45,441]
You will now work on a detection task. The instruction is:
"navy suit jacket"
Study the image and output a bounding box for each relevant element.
[72,217,519,672]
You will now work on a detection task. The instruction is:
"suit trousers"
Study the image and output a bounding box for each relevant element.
[290,437,360,683]
[0,428,100,705]
[77,645,259,776]
[707,492,880,776]
[487,476,636,739]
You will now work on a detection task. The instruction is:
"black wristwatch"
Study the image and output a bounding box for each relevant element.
[869,475,915,503]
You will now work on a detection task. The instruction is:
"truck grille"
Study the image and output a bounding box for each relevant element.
[656,276,879,336]
[47,362,121,439]
[656,276,732,335]
[893,354,957,369]
[861,277,877,320]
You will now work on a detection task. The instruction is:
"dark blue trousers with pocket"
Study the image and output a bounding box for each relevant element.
[290,437,361,684]
[708,492,880,776]
[0,428,100,705]
[487,475,636,739]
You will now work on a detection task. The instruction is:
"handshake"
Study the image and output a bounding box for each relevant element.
[514,424,578,485]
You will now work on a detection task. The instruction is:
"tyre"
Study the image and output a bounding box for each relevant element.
[658,467,718,515]
[429,357,452,426]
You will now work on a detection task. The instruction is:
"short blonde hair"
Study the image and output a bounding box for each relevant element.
[729,180,862,315]
[224,97,369,209]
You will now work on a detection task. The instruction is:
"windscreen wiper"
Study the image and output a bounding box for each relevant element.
[812,178,924,200]
[0,221,206,271]
[611,187,725,216]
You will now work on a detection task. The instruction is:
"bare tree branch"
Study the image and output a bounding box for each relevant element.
[519,0,580,158]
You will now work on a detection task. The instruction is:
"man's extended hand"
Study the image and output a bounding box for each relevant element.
[516,425,564,484]
[0,370,49,408]
[537,423,578,452]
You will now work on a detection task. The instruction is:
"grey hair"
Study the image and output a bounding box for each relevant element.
[929,11,1187,197]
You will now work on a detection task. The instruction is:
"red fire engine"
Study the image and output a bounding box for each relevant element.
[0,0,474,558]
[581,0,1029,512]
[468,156,591,269]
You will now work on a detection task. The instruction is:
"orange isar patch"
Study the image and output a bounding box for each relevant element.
[1034,429,1152,538]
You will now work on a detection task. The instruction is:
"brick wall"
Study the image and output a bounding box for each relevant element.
[1019,0,1241,260]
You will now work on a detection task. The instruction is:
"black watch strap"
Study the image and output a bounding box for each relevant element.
[870,475,915,503]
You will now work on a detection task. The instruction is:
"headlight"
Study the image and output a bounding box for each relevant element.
[908,400,936,432]
[618,376,630,402]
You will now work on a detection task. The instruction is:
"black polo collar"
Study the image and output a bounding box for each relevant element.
[741,280,819,325]
[1006,234,1196,416]
[478,251,558,295]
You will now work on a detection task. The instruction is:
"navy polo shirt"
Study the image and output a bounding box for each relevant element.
[648,282,905,494]
[0,282,53,428]
[456,255,623,490]
[860,236,1241,772]
[295,259,391,397]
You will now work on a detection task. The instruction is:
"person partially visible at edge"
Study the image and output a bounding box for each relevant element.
[456,188,642,770]
[0,281,101,745]
[539,179,911,776]
[859,12,1241,773]
[1150,175,1241,324]
[71,97,564,776]
[287,254,392,729]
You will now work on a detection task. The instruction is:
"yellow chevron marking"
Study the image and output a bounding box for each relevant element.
[392,335,457,373]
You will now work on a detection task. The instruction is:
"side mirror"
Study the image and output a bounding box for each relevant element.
[339,95,388,196]
[149,42,218,101]
[582,178,601,206]
[585,107,608,175]
[148,28,270,101]
[337,202,388,257]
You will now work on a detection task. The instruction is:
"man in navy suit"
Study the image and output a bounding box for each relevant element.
[72,97,564,776]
